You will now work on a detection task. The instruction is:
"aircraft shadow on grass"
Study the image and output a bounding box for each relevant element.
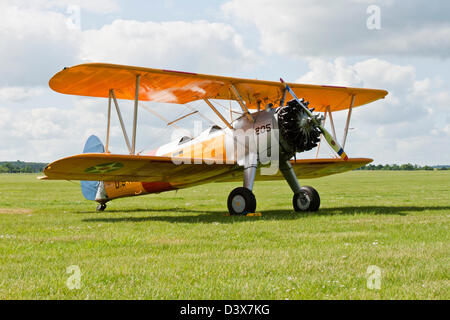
[81,205,450,224]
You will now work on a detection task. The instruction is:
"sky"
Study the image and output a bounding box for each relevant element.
[0,0,449,165]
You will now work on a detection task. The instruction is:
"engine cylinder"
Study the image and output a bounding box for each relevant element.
[278,99,322,155]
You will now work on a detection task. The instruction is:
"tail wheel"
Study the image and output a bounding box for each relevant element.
[293,186,320,212]
[227,187,256,215]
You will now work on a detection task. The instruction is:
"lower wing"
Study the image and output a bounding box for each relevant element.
[40,153,239,187]
[40,153,371,186]
[216,158,373,182]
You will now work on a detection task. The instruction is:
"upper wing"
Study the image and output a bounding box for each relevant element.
[40,153,239,187]
[49,63,388,112]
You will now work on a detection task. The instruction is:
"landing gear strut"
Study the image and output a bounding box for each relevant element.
[280,159,321,213]
[96,203,107,212]
[227,161,257,215]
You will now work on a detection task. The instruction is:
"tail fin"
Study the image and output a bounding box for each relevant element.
[81,135,105,201]
[83,135,105,154]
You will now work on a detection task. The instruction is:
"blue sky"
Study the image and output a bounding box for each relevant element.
[0,0,449,165]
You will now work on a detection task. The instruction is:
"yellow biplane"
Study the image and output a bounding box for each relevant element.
[41,63,388,215]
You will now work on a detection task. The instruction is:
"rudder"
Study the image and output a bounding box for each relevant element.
[81,135,105,201]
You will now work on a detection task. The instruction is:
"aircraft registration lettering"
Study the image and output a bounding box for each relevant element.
[255,124,271,135]
[114,181,134,189]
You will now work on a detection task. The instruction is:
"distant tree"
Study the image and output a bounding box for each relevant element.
[5,163,13,173]
[0,161,48,173]
[355,163,449,171]
[23,166,33,173]
[400,163,414,171]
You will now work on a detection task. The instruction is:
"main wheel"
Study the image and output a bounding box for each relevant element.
[96,203,107,212]
[293,186,320,212]
[227,187,256,215]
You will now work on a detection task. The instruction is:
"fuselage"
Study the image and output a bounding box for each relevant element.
[101,109,277,203]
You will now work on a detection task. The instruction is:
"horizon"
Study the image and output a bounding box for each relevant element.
[1,160,450,168]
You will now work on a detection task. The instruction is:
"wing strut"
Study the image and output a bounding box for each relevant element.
[203,99,233,129]
[327,105,337,141]
[131,75,140,155]
[139,102,182,130]
[167,110,198,126]
[315,111,327,158]
[104,75,141,154]
[279,87,288,108]
[325,105,339,158]
[184,103,216,126]
[110,89,132,154]
[230,84,254,122]
[342,94,355,149]
[105,90,112,152]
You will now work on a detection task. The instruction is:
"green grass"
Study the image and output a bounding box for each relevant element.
[0,171,449,299]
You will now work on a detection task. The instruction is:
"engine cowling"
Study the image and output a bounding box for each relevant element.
[278,99,322,155]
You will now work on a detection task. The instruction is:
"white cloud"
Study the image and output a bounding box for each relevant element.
[301,58,450,164]
[297,57,361,86]
[0,1,448,167]
[79,19,260,74]
[54,0,119,14]
[8,0,120,14]
[0,96,212,162]
[0,2,260,162]
[0,98,113,161]
[0,86,45,102]
[0,3,81,86]
[222,0,450,58]
[0,0,258,86]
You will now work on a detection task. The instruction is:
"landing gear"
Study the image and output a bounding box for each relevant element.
[227,187,256,215]
[293,186,320,212]
[96,203,107,212]
[279,159,320,213]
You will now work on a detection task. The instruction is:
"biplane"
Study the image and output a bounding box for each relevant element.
[40,63,388,215]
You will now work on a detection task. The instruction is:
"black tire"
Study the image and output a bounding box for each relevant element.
[96,203,106,212]
[293,186,320,212]
[227,187,256,215]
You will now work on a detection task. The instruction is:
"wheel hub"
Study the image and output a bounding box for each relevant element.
[296,192,311,210]
[232,195,246,213]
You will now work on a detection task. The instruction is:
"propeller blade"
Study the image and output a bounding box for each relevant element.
[280,78,348,161]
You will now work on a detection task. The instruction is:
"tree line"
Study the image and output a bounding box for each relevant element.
[0,161,448,174]
[0,161,47,173]
[357,163,448,171]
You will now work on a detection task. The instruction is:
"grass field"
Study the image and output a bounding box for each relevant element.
[0,171,448,299]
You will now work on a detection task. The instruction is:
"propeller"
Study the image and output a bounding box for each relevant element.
[280,78,348,161]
